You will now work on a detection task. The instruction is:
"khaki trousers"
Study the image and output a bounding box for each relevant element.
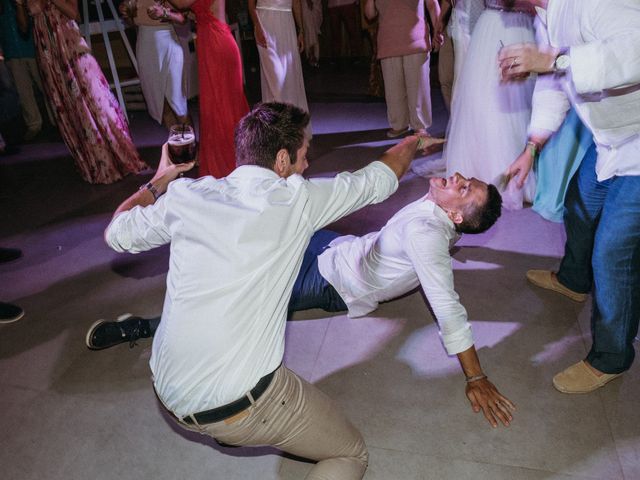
[6,58,51,131]
[380,52,432,132]
[172,365,368,480]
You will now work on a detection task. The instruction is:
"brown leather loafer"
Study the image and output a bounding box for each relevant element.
[553,361,622,394]
[526,270,587,302]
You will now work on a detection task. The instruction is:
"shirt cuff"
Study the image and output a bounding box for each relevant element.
[440,323,474,356]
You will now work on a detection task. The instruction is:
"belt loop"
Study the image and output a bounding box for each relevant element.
[186,414,200,427]
[246,391,256,405]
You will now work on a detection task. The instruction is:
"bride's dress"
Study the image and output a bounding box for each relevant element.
[444,1,537,210]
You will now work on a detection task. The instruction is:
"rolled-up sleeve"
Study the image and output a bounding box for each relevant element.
[105,195,171,253]
[403,219,474,355]
[570,3,640,95]
[304,160,398,230]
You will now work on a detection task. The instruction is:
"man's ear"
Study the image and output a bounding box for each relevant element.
[446,209,464,225]
[273,148,290,177]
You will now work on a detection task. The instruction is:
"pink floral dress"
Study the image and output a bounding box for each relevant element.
[31,3,148,184]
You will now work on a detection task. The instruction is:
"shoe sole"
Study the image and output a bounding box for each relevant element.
[0,310,24,324]
[85,313,133,350]
[553,373,622,394]
[526,272,587,302]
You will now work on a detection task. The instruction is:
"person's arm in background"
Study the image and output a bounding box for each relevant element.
[363,0,377,21]
[147,2,187,25]
[248,0,267,48]
[51,0,80,21]
[425,0,442,51]
[292,0,304,52]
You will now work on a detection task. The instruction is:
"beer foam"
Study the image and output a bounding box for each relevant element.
[168,133,195,146]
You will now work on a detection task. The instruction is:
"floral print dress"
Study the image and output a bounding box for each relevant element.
[31,3,147,184]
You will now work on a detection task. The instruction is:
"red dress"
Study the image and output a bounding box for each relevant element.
[191,0,249,178]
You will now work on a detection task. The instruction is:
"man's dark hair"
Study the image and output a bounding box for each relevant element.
[456,183,502,234]
[235,102,310,169]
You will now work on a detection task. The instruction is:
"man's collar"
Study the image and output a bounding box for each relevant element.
[227,164,281,180]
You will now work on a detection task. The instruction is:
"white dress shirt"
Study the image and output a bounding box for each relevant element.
[105,162,397,417]
[528,0,640,181]
[318,197,474,355]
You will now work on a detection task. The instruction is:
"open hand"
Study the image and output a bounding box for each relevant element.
[466,377,516,428]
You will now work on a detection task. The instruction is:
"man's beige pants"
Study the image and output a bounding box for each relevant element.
[171,365,368,480]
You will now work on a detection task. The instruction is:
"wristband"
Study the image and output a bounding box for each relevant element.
[465,373,487,383]
[140,182,160,201]
[526,140,540,159]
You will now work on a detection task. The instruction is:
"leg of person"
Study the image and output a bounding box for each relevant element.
[289,230,348,313]
[555,144,604,294]
[6,58,42,138]
[328,7,343,60]
[380,56,410,136]
[404,51,432,133]
[341,2,363,58]
[586,173,640,375]
[85,314,157,350]
[27,58,55,126]
[188,365,368,480]
[438,31,454,112]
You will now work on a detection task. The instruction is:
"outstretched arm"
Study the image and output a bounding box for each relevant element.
[403,223,515,428]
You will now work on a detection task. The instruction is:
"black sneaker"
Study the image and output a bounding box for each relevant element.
[85,314,151,350]
[0,302,24,324]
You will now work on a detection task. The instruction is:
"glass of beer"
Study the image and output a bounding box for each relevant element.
[168,124,197,164]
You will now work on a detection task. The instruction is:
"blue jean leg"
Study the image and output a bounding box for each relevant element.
[586,173,640,373]
[289,230,348,313]
[557,144,607,293]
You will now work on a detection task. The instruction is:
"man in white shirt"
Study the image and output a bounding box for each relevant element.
[103,102,418,479]
[92,171,516,429]
[499,0,640,394]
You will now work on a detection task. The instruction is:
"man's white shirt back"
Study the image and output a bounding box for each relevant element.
[318,197,474,356]
[105,162,397,417]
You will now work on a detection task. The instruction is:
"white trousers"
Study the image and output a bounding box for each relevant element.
[380,52,432,132]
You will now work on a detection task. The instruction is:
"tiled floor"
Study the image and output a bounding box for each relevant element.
[1,67,638,479]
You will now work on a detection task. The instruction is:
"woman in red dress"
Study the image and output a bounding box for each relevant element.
[169,0,249,178]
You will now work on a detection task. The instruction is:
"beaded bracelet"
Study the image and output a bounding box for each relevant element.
[465,373,487,383]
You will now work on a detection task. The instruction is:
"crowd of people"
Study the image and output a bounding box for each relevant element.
[2,0,639,478]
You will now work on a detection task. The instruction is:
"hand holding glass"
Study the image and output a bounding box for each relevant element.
[168,125,197,164]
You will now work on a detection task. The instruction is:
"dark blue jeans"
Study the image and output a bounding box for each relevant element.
[557,145,640,373]
[289,230,348,313]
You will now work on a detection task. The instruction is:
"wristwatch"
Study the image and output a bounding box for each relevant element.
[553,47,570,74]
[140,182,161,201]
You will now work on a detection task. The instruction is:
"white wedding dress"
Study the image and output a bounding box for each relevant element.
[444,2,537,210]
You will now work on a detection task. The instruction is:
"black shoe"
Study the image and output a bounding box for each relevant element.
[85,314,151,350]
[0,302,24,324]
[0,247,22,264]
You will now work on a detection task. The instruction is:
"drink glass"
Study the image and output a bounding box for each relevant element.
[168,125,197,164]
